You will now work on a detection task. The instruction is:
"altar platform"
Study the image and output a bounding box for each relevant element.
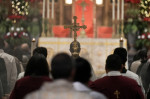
[38,37,127,78]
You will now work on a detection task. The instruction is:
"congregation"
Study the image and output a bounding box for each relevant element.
[0,37,150,99]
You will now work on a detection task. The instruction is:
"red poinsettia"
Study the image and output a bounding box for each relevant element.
[141,33,146,39]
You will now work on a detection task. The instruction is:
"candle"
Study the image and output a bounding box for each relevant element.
[47,0,50,18]
[43,0,45,18]
[120,37,123,47]
[112,0,115,20]
[31,38,36,56]
[51,0,54,19]
[121,0,124,20]
[117,0,120,20]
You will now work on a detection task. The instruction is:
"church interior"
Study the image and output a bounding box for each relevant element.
[0,0,149,78]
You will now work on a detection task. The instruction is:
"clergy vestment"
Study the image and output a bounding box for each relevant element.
[73,82,107,99]
[9,76,52,99]
[0,49,17,93]
[25,79,93,99]
[90,71,144,99]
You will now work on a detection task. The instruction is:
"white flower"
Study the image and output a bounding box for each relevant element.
[16,27,20,32]
[7,32,10,36]
[14,32,17,36]
[148,35,150,39]
[138,35,141,39]
[142,35,145,39]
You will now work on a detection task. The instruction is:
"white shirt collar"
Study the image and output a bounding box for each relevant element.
[107,71,122,76]
[73,82,91,92]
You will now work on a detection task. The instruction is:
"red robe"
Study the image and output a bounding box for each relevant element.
[89,76,144,99]
[9,76,52,99]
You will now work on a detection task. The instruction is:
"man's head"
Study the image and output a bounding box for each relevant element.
[51,53,75,81]
[114,47,127,65]
[0,38,5,49]
[33,47,47,58]
[105,54,122,72]
[70,40,81,59]
[74,57,91,84]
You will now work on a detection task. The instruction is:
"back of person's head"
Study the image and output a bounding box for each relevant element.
[105,54,122,71]
[0,38,5,49]
[33,47,47,58]
[74,57,91,83]
[24,54,49,77]
[51,53,75,80]
[138,50,148,63]
[114,47,127,65]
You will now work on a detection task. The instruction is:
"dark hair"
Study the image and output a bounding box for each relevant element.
[105,54,122,71]
[24,54,49,76]
[74,57,91,83]
[33,47,47,58]
[0,38,5,49]
[51,53,75,79]
[138,50,147,63]
[114,47,127,65]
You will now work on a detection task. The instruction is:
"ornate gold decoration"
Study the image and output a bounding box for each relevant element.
[114,90,120,99]
[64,16,86,58]
[64,16,87,41]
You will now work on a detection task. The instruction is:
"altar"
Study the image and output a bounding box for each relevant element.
[38,37,127,78]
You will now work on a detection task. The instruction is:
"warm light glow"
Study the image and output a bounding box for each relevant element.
[96,0,103,5]
[32,38,36,42]
[65,0,72,4]
[120,37,123,41]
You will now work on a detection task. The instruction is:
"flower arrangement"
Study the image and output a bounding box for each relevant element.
[4,27,29,47]
[140,0,150,18]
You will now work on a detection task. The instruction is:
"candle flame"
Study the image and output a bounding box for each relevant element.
[120,37,123,41]
[32,38,36,42]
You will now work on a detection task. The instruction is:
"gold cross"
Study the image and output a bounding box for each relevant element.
[114,90,120,99]
[64,16,87,40]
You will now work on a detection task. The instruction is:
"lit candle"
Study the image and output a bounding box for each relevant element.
[120,37,123,47]
[112,0,115,20]
[43,0,45,18]
[117,0,120,20]
[47,0,50,19]
[31,38,36,56]
[51,0,54,19]
[121,0,124,20]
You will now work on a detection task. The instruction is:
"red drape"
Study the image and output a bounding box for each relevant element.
[53,26,70,37]
[75,0,93,38]
[97,27,113,38]
[125,0,140,3]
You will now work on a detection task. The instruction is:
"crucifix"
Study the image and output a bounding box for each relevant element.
[64,16,87,40]
[114,90,120,99]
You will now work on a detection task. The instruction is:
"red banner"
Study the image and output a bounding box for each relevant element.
[75,0,94,38]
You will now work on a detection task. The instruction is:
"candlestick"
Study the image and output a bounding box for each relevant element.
[47,0,50,18]
[51,0,54,19]
[31,38,36,56]
[121,0,124,20]
[43,0,45,18]
[112,0,115,20]
[117,0,120,20]
[120,37,123,47]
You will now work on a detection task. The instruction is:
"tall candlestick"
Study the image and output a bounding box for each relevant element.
[47,0,50,18]
[120,37,123,47]
[112,0,115,20]
[31,38,36,56]
[121,0,124,20]
[51,0,54,19]
[117,0,120,20]
[43,0,45,18]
